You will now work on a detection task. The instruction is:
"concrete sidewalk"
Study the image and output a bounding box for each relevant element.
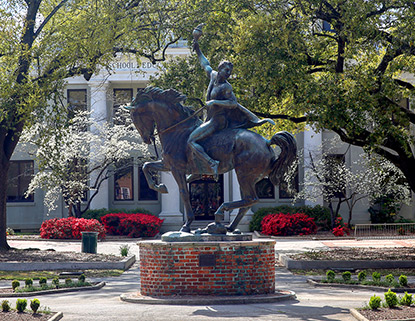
[3,236,413,321]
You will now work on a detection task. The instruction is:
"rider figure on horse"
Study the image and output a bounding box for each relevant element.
[188,24,274,176]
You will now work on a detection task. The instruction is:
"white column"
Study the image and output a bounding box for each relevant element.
[89,81,109,210]
[303,126,324,206]
[158,171,183,231]
[229,170,252,230]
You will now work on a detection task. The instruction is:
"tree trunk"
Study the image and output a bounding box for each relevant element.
[74,202,82,218]
[0,160,11,250]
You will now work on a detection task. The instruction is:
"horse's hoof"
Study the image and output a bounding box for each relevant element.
[226,225,235,232]
[205,222,227,235]
[157,184,168,194]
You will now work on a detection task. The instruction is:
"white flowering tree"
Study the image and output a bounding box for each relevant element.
[288,139,411,227]
[21,108,150,218]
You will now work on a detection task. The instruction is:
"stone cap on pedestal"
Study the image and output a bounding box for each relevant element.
[161,231,252,242]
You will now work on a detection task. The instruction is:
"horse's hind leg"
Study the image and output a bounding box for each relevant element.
[215,180,259,232]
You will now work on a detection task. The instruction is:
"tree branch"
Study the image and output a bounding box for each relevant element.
[253,112,308,123]
[34,0,69,39]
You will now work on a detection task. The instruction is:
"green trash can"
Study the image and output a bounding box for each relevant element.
[81,231,98,254]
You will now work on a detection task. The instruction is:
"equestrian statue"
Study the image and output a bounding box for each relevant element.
[125,24,297,234]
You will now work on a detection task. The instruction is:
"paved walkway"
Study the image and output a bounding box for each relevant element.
[3,236,413,320]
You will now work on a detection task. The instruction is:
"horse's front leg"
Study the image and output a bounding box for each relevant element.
[142,160,169,194]
[171,170,194,233]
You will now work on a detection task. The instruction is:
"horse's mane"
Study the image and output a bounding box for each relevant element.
[136,87,195,118]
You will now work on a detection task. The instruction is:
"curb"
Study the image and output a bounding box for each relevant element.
[350,308,369,321]
[0,281,105,298]
[280,254,415,270]
[0,255,135,271]
[120,290,296,305]
[49,311,64,321]
[307,279,415,293]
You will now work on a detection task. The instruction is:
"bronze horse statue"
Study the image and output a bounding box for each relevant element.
[126,87,296,234]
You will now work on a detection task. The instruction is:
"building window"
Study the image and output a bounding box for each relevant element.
[256,178,275,199]
[190,175,224,221]
[113,89,133,125]
[139,167,158,201]
[325,154,346,198]
[67,89,87,118]
[114,159,134,201]
[7,161,34,202]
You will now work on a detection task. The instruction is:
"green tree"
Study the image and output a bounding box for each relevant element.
[0,0,203,250]
[153,0,415,193]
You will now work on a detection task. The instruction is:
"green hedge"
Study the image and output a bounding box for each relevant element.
[82,208,155,221]
[249,205,331,232]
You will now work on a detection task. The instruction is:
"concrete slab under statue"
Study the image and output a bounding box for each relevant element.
[161,229,252,242]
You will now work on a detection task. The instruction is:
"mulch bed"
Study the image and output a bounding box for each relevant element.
[0,311,54,321]
[357,306,415,320]
[0,248,122,263]
[291,247,415,261]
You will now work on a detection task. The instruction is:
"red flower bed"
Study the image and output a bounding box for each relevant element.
[101,213,164,238]
[332,217,351,236]
[261,212,317,236]
[40,217,106,240]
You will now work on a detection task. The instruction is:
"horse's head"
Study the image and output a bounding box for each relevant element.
[125,91,155,145]
[125,87,196,144]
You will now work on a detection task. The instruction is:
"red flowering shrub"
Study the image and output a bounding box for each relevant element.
[261,212,317,236]
[101,213,164,238]
[332,217,350,237]
[40,217,106,240]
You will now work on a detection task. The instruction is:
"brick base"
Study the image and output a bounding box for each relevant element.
[139,240,276,296]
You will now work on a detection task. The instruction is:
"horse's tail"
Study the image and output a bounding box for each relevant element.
[268,131,297,186]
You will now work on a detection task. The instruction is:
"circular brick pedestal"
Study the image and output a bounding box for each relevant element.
[138,240,276,296]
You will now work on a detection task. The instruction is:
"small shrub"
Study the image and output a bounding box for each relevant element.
[78,274,86,283]
[120,244,130,257]
[261,212,317,236]
[82,207,154,221]
[326,270,336,282]
[368,295,382,310]
[16,299,27,312]
[52,277,59,288]
[384,289,399,308]
[332,217,351,237]
[101,213,163,237]
[250,205,331,232]
[358,271,367,283]
[399,275,408,287]
[385,274,395,285]
[40,217,106,240]
[372,272,381,283]
[6,227,14,236]
[39,277,47,287]
[1,300,11,312]
[400,292,413,306]
[30,299,40,313]
[11,280,20,290]
[65,278,72,285]
[342,271,352,282]
[25,278,33,288]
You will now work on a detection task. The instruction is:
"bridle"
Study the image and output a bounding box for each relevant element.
[149,104,207,159]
